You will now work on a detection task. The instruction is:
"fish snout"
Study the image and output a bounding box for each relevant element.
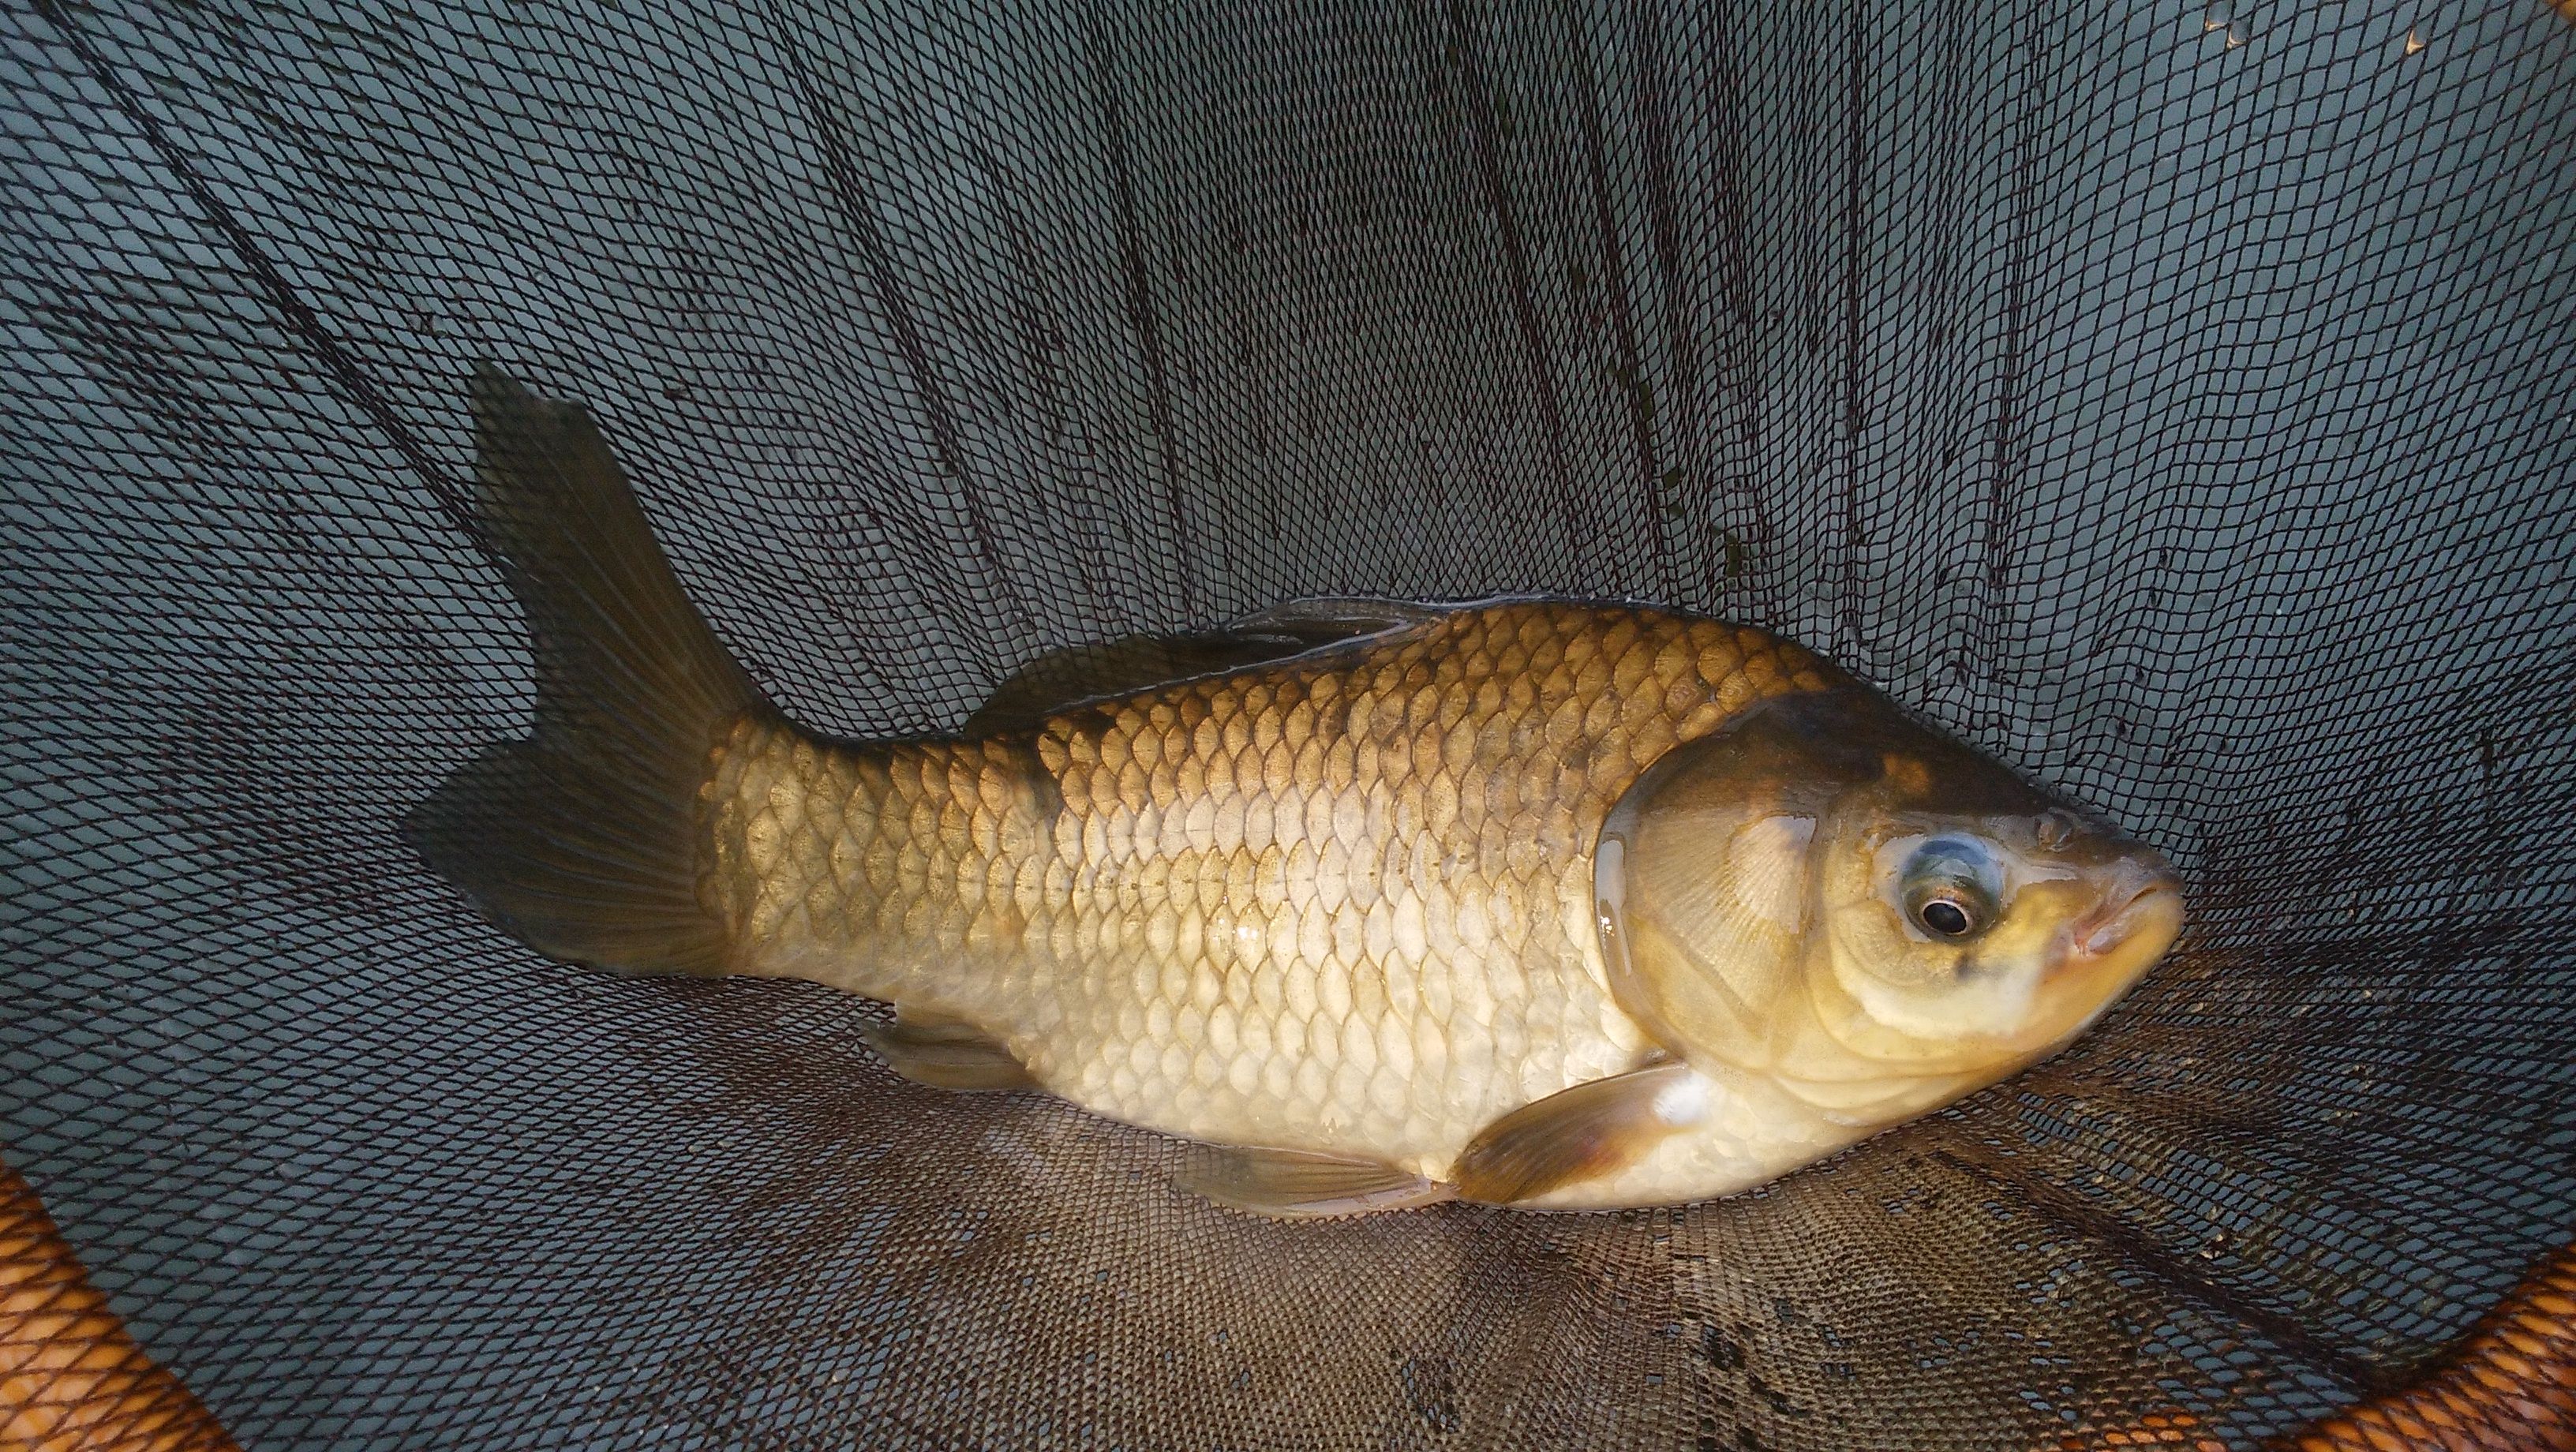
[2064,857,2185,969]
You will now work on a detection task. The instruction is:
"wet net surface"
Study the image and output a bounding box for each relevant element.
[5,0,2574,1446]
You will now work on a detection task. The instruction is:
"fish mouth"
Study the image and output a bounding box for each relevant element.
[2063,860,2186,973]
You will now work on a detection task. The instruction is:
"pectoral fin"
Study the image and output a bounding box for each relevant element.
[859,1014,1039,1092]
[1179,1144,1456,1219]
[1451,1061,1710,1205]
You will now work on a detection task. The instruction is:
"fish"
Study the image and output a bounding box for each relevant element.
[408,367,2185,1218]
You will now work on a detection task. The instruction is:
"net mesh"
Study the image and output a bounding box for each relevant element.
[5,0,2573,1446]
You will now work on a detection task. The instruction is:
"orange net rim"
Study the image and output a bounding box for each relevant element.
[2,1154,239,1452]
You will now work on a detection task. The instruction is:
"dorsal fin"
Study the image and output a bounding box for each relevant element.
[1228,597,1448,640]
[964,597,1445,736]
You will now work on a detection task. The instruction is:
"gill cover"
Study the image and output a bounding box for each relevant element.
[1593,691,1891,1067]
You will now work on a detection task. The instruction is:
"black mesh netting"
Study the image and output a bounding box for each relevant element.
[5,0,2574,1446]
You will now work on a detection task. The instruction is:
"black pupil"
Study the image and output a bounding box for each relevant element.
[1921,900,1971,936]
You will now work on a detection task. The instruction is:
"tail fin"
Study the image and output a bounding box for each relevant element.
[406,365,766,976]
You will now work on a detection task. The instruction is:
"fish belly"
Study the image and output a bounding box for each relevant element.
[702,603,1836,1177]
[1514,1065,1860,1210]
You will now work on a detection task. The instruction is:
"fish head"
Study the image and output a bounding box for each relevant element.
[1596,690,2183,1087]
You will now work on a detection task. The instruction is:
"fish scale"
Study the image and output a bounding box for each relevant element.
[698,603,1838,1178]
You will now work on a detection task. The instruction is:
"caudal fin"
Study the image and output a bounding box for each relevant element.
[406,365,766,976]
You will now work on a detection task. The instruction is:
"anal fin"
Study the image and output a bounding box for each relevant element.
[859,1014,1038,1092]
[1451,1061,1709,1206]
[1179,1145,1455,1219]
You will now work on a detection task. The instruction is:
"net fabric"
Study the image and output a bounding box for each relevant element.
[4,0,2572,1446]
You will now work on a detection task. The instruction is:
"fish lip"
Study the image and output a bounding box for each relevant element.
[2067,863,2186,961]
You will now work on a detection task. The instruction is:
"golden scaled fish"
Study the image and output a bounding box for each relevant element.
[410,369,2185,1218]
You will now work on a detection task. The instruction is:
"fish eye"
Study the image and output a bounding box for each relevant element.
[1900,837,2001,941]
